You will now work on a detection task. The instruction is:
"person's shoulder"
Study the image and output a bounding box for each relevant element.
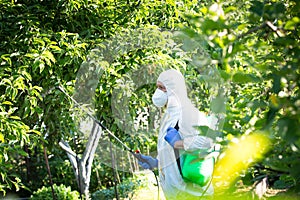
[198,111,207,118]
[198,110,207,115]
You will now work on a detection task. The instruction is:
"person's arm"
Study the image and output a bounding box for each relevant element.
[179,111,215,151]
[137,154,158,170]
[172,136,213,150]
[174,140,184,149]
[165,127,213,150]
[182,135,213,151]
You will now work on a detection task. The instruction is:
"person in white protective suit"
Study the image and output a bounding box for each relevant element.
[138,69,217,200]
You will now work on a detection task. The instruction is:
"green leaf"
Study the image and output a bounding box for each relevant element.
[1,78,12,86]
[218,69,231,81]
[211,95,226,114]
[42,50,56,66]
[1,54,12,66]
[13,77,25,90]
[3,152,8,162]
[271,74,281,93]
[33,38,45,47]
[195,125,209,134]
[284,17,300,30]
[250,0,264,16]
[278,117,300,143]
[248,99,267,113]
[21,70,32,81]
[49,45,62,53]
[0,133,4,142]
[9,116,21,120]
[10,88,18,100]
[2,101,13,106]
[201,19,226,33]
[27,130,41,135]
[39,62,45,73]
[232,72,260,83]
[23,104,30,118]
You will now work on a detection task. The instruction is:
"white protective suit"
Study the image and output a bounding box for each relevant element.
[156,69,216,200]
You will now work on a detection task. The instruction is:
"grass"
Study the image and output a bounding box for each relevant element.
[130,171,300,200]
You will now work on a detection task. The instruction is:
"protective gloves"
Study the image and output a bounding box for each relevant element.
[137,154,158,170]
[164,127,181,148]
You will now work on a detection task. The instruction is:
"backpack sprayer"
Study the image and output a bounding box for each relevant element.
[56,85,159,200]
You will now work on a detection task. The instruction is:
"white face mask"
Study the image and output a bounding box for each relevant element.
[152,88,168,108]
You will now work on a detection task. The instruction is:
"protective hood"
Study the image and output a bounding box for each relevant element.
[157,69,188,105]
[157,69,208,139]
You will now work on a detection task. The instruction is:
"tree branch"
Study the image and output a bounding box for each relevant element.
[59,140,77,158]
[237,22,267,40]
[237,20,284,40]
[266,21,284,37]
[59,140,80,181]
[82,121,101,164]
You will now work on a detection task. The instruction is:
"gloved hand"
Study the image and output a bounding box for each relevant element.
[137,154,158,170]
[164,127,181,148]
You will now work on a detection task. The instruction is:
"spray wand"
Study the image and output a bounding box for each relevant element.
[57,85,159,199]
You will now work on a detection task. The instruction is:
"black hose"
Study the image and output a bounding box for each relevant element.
[109,135,120,200]
[153,171,160,200]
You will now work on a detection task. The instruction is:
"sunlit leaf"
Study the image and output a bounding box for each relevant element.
[9,116,21,120]
[1,101,13,106]
[0,133,4,142]
[284,17,300,30]
[214,131,271,191]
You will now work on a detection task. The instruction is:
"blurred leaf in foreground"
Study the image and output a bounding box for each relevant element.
[213,131,271,192]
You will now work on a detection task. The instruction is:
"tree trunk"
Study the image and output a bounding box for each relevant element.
[59,121,102,199]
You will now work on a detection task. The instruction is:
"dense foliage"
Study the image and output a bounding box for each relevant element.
[30,184,80,200]
[0,0,299,199]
